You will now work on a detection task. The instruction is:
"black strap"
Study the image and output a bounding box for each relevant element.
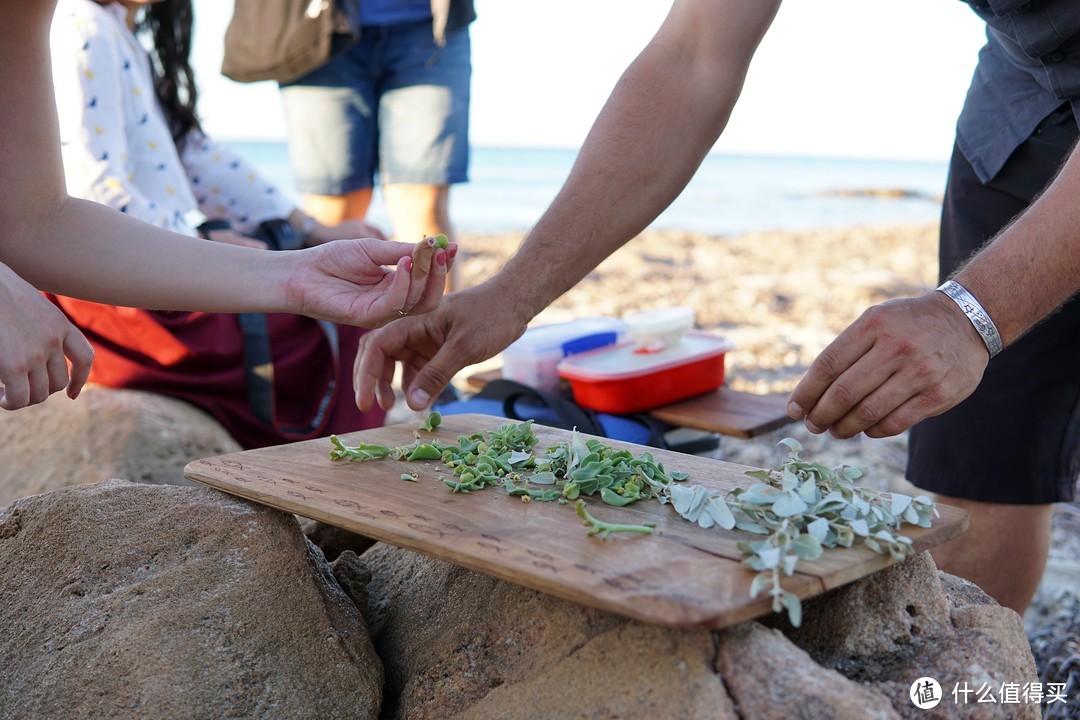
[503,385,606,438]
[252,218,303,251]
[197,218,232,238]
[474,379,603,434]
[238,312,274,426]
[238,313,339,440]
[474,379,671,448]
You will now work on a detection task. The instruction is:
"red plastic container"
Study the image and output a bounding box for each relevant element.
[556,331,734,414]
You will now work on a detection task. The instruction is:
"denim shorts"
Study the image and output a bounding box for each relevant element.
[279,19,471,194]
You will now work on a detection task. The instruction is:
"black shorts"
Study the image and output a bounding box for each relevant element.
[907,106,1080,505]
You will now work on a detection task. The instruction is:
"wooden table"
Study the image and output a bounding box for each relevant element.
[185,414,968,631]
[466,368,796,439]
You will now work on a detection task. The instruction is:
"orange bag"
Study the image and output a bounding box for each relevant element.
[48,296,384,449]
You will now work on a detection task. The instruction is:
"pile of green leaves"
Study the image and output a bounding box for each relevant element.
[531,431,690,504]
[330,417,937,627]
[331,413,540,493]
[330,414,678,534]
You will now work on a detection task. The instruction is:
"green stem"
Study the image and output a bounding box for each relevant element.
[575,500,656,539]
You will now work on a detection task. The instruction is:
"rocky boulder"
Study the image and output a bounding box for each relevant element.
[774,553,1040,719]
[356,543,735,720]
[355,544,1041,719]
[298,517,378,562]
[0,387,240,507]
[0,480,381,720]
[716,623,899,719]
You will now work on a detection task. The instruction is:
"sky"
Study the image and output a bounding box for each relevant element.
[191,1,990,162]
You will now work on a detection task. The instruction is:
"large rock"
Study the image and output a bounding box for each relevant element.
[0,480,381,720]
[776,552,953,670]
[357,544,1042,719]
[299,517,378,562]
[0,386,370,562]
[716,623,899,719]
[359,543,736,720]
[781,555,1041,719]
[0,386,240,507]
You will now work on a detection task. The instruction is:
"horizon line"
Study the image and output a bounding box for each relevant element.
[213,136,950,166]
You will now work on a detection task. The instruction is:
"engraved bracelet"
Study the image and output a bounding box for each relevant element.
[936,280,1003,358]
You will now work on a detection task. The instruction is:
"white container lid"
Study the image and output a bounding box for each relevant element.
[623,306,695,352]
[502,317,627,358]
[557,331,734,381]
[623,306,694,335]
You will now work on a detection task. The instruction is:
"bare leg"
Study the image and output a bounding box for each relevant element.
[302,188,374,225]
[929,493,1052,614]
[383,182,457,293]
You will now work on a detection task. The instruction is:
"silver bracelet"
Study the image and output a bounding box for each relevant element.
[936,280,1004,358]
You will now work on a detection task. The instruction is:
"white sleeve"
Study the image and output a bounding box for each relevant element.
[50,8,189,234]
[180,131,296,234]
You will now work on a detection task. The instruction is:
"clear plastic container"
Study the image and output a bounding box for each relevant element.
[501,317,627,393]
[623,306,695,352]
[557,331,733,413]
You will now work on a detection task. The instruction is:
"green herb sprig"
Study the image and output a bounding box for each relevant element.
[329,436,392,462]
[419,411,442,433]
[658,438,937,627]
[575,500,656,538]
[534,432,689,506]
[330,422,680,531]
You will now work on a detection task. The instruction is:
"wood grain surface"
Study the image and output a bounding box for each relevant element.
[184,414,967,629]
[647,386,796,438]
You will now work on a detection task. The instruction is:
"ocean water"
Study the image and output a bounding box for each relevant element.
[229,141,948,236]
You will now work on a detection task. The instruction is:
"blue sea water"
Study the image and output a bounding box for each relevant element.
[228,141,948,236]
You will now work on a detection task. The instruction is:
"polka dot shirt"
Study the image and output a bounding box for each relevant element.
[50,0,294,237]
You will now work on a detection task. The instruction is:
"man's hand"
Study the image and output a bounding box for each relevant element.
[787,291,990,439]
[0,262,93,410]
[286,237,455,329]
[353,285,530,411]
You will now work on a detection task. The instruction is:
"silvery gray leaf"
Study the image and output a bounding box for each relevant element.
[772,492,808,518]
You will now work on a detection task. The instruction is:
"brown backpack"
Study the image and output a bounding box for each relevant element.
[221,0,356,84]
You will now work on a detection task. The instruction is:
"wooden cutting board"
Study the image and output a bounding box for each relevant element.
[184,413,967,629]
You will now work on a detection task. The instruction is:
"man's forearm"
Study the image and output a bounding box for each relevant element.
[486,0,782,321]
[953,141,1080,347]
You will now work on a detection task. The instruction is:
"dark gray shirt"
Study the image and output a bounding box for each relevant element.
[957,0,1080,181]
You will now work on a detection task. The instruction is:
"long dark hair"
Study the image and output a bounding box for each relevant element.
[138,0,202,147]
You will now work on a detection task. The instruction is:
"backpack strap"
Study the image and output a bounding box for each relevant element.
[237,309,339,441]
[621,412,671,449]
[237,311,274,426]
[475,379,606,437]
